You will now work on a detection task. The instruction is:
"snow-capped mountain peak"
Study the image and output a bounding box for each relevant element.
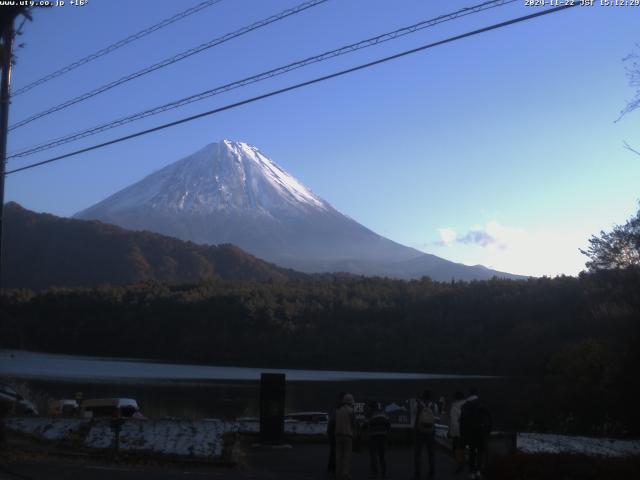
[217,139,328,211]
[78,139,329,217]
[75,139,523,281]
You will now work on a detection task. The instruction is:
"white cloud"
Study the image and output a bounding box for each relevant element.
[436,225,499,248]
[458,229,498,247]
[437,227,457,245]
[431,220,590,277]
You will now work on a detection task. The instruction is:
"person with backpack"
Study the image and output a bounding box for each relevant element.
[460,387,492,480]
[335,393,357,480]
[366,401,391,479]
[414,389,438,479]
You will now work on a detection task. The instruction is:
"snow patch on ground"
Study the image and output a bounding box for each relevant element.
[6,417,330,458]
[6,417,85,441]
[235,419,327,436]
[84,421,113,449]
[110,419,228,457]
[518,433,640,457]
[10,418,640,459]
[6,417,233,458]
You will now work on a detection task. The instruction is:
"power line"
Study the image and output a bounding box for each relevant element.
[11,0,224,97]
[8,0,329,131]
[5,4,577,176]
[9,0,517,160]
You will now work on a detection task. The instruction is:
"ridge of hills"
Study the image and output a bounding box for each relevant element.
[1,202,304,289]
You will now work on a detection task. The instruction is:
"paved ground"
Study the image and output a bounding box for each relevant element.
[0,442,463,480]
[244,442,459,479]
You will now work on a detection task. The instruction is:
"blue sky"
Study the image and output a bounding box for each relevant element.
[5,0,639,277]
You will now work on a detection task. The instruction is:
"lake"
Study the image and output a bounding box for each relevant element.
[0,349,493,382]
[1,349,526,429]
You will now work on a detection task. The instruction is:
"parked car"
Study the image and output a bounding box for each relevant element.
[49,399,79,417]
[0,383,38,416]
[0,384,18,406]
[81,398,143,419]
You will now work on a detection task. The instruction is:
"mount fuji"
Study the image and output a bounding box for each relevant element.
[75,140,521,281]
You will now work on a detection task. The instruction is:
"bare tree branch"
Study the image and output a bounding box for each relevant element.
[623,140,640,156]
[617,44,640,121]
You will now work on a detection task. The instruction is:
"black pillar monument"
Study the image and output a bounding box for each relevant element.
[259,373,285,444]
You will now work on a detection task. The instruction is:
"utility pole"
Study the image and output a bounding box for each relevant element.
[0,17,14,289]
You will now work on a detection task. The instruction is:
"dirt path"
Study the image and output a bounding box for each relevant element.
[1,442,461,479]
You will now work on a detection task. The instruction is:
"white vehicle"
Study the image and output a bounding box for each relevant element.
[81,398,142,419]
[0,383,38,415]
[49,399,79,416]
[0,383,18,405]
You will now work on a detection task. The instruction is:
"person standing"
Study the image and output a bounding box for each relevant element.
[335,393,356,480]
[328,391,346,478]
[448,391,467,474]
[414,389,437,480]
[366,401,391,479]
[460,387,492,479]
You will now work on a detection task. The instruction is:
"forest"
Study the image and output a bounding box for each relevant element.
[1,266,639,436]
[1,202,303,289]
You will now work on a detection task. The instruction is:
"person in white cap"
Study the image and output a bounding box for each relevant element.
[335,393,356,480]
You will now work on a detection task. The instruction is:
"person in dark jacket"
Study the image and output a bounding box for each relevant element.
[328,391,346,478]
[460,387,492,479]
[366,401,391,479]
[414,389,438,479]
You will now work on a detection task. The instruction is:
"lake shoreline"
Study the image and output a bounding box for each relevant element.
[0,349,497,383]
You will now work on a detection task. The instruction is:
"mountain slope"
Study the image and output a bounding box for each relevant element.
[75,140,523,281]
[2,202,301,289]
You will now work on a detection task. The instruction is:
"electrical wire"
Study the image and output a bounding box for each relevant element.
[5,4,577,176]
[11,0,225,97]
[8,0,329,131]
[9,0,517,160]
